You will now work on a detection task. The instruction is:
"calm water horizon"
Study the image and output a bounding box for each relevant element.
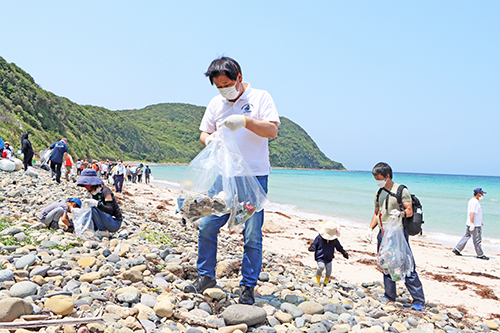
[148,165,500,254]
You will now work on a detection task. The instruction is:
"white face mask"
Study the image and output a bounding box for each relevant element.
[218,80,240,100]
[376,179,387,188]
[479,195,484,200]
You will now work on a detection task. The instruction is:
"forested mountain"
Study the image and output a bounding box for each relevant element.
[0,56,344,170]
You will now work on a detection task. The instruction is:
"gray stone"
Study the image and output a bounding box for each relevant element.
[107,254,120,263]
[152,276,169,288]
[267,316,281,327]
[102,248,112,257]
[141,293,157,308]
[298,301,324,315]
[280,302,304,318]
[284,294,299,304]
[40,240,58,248]
[117,291,140,304]
[185,328,203,333]
[0,227,23,235]
[189,308,210,319]
[307,323,328,333]
[0,269,14,282]
[338,313,351,324]
[9,281,38,298]
[140,319,156,331]
[0,297,33,321]
[199,302,212,315]
[324,303,347,315]
[178,300,195,310]
[29,265,51,278]
[408,317,418,327]
[295,317,308,328]
[254,327,276,333]
[259,272,269,282]
[320,319,334,331]
[14,232,27,242]
[222,304,267,327]
[15,254,36,269]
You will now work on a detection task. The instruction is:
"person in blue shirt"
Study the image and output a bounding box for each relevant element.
[144,165,152,184]
[48,138,68,183]
[308,220,349,286]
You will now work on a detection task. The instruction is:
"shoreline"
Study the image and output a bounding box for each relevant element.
[151,178,500,255]
[130,178,500,318]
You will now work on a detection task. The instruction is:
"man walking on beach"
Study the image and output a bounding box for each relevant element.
[48,138,68,184]
[452,188,489,260]
[367,162,425,311]
[184,56,280,305]
[144,165,152,184]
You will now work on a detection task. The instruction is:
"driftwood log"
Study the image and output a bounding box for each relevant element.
[0,317,103,329]
[172,312,218,329]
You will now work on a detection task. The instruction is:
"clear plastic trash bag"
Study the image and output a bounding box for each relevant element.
[25,166,39,177]
[178,127,269,230]
[377,212,414,282]
[39,148,51,164]
[73,204,95,237]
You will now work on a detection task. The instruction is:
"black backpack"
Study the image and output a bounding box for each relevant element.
[376,185,424,236]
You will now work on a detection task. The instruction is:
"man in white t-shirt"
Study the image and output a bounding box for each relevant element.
[184,57,280,305]
[453,188,489,260]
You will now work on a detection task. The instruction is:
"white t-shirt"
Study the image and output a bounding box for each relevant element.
[200,83,280,176]
[466,197,482,226]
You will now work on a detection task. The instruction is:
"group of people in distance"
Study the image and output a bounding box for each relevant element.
[9,56,490,312]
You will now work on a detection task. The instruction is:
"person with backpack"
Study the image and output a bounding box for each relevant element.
[144,165,152,184]
[452,188,489,260]
[367,162,425,311]
[48,138,68,184]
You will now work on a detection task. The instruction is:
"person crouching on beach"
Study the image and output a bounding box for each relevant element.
[37,198,82,231]
[77,169,123,233]
[308,220,349,286]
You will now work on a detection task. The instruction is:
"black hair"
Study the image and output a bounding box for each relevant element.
[204,57,242,85]
[372,162,393,179]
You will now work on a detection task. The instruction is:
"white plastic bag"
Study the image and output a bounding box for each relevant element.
[73,204,95,236]
[178,127,268,230]
[25,166,39,177]
[377,213,414,281]
[40,148,51,164]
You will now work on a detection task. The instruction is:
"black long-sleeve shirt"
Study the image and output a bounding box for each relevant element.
[309,235,345,263]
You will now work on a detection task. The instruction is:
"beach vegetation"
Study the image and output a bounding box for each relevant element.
[139,228,176,246]
[0,56,345,170]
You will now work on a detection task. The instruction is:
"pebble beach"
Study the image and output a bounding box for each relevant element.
[0,168,499,333]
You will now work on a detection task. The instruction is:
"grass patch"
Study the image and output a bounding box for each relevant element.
[139,228,176,246]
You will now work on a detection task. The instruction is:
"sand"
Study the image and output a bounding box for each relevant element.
[119,179,500,318]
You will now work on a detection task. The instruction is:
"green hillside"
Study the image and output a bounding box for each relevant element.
[0,56,345,170]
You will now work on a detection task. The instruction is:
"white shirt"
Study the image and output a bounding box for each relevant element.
[112,163,126,177]
[466,197,483,226]
[200,83,280,176]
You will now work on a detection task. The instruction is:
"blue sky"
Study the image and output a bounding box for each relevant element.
[2,1,499,176]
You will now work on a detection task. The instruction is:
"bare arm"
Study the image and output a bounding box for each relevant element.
[60,212,71,226]
[369,206,380,229]
[402,201,413,218]
[200,132,211,146]
[245,119,278,138]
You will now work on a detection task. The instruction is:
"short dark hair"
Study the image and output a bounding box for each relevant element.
[205,57,242,85]
[372,162,393,179]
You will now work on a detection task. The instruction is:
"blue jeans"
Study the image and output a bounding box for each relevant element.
[377,229,425,305]
[90,207,121,232]
[197,176,268,288]
[114,174,124,193]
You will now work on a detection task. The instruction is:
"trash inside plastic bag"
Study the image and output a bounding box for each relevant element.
[178,127,268,230]
[73,204,95,237]
[25,166,39,177]
[377,212,414,282]
[40,148,51,164]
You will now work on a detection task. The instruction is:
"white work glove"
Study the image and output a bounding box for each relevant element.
[83,199,99,207]
[365,228,373,243]
[221,115,246,131]
[469,224,475,232]
[204,131,220,146]
[390,209,402,218]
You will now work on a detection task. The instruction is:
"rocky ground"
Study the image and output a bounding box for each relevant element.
[0,168,499,333]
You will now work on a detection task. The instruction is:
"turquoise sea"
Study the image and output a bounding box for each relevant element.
[148,165,500,253]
